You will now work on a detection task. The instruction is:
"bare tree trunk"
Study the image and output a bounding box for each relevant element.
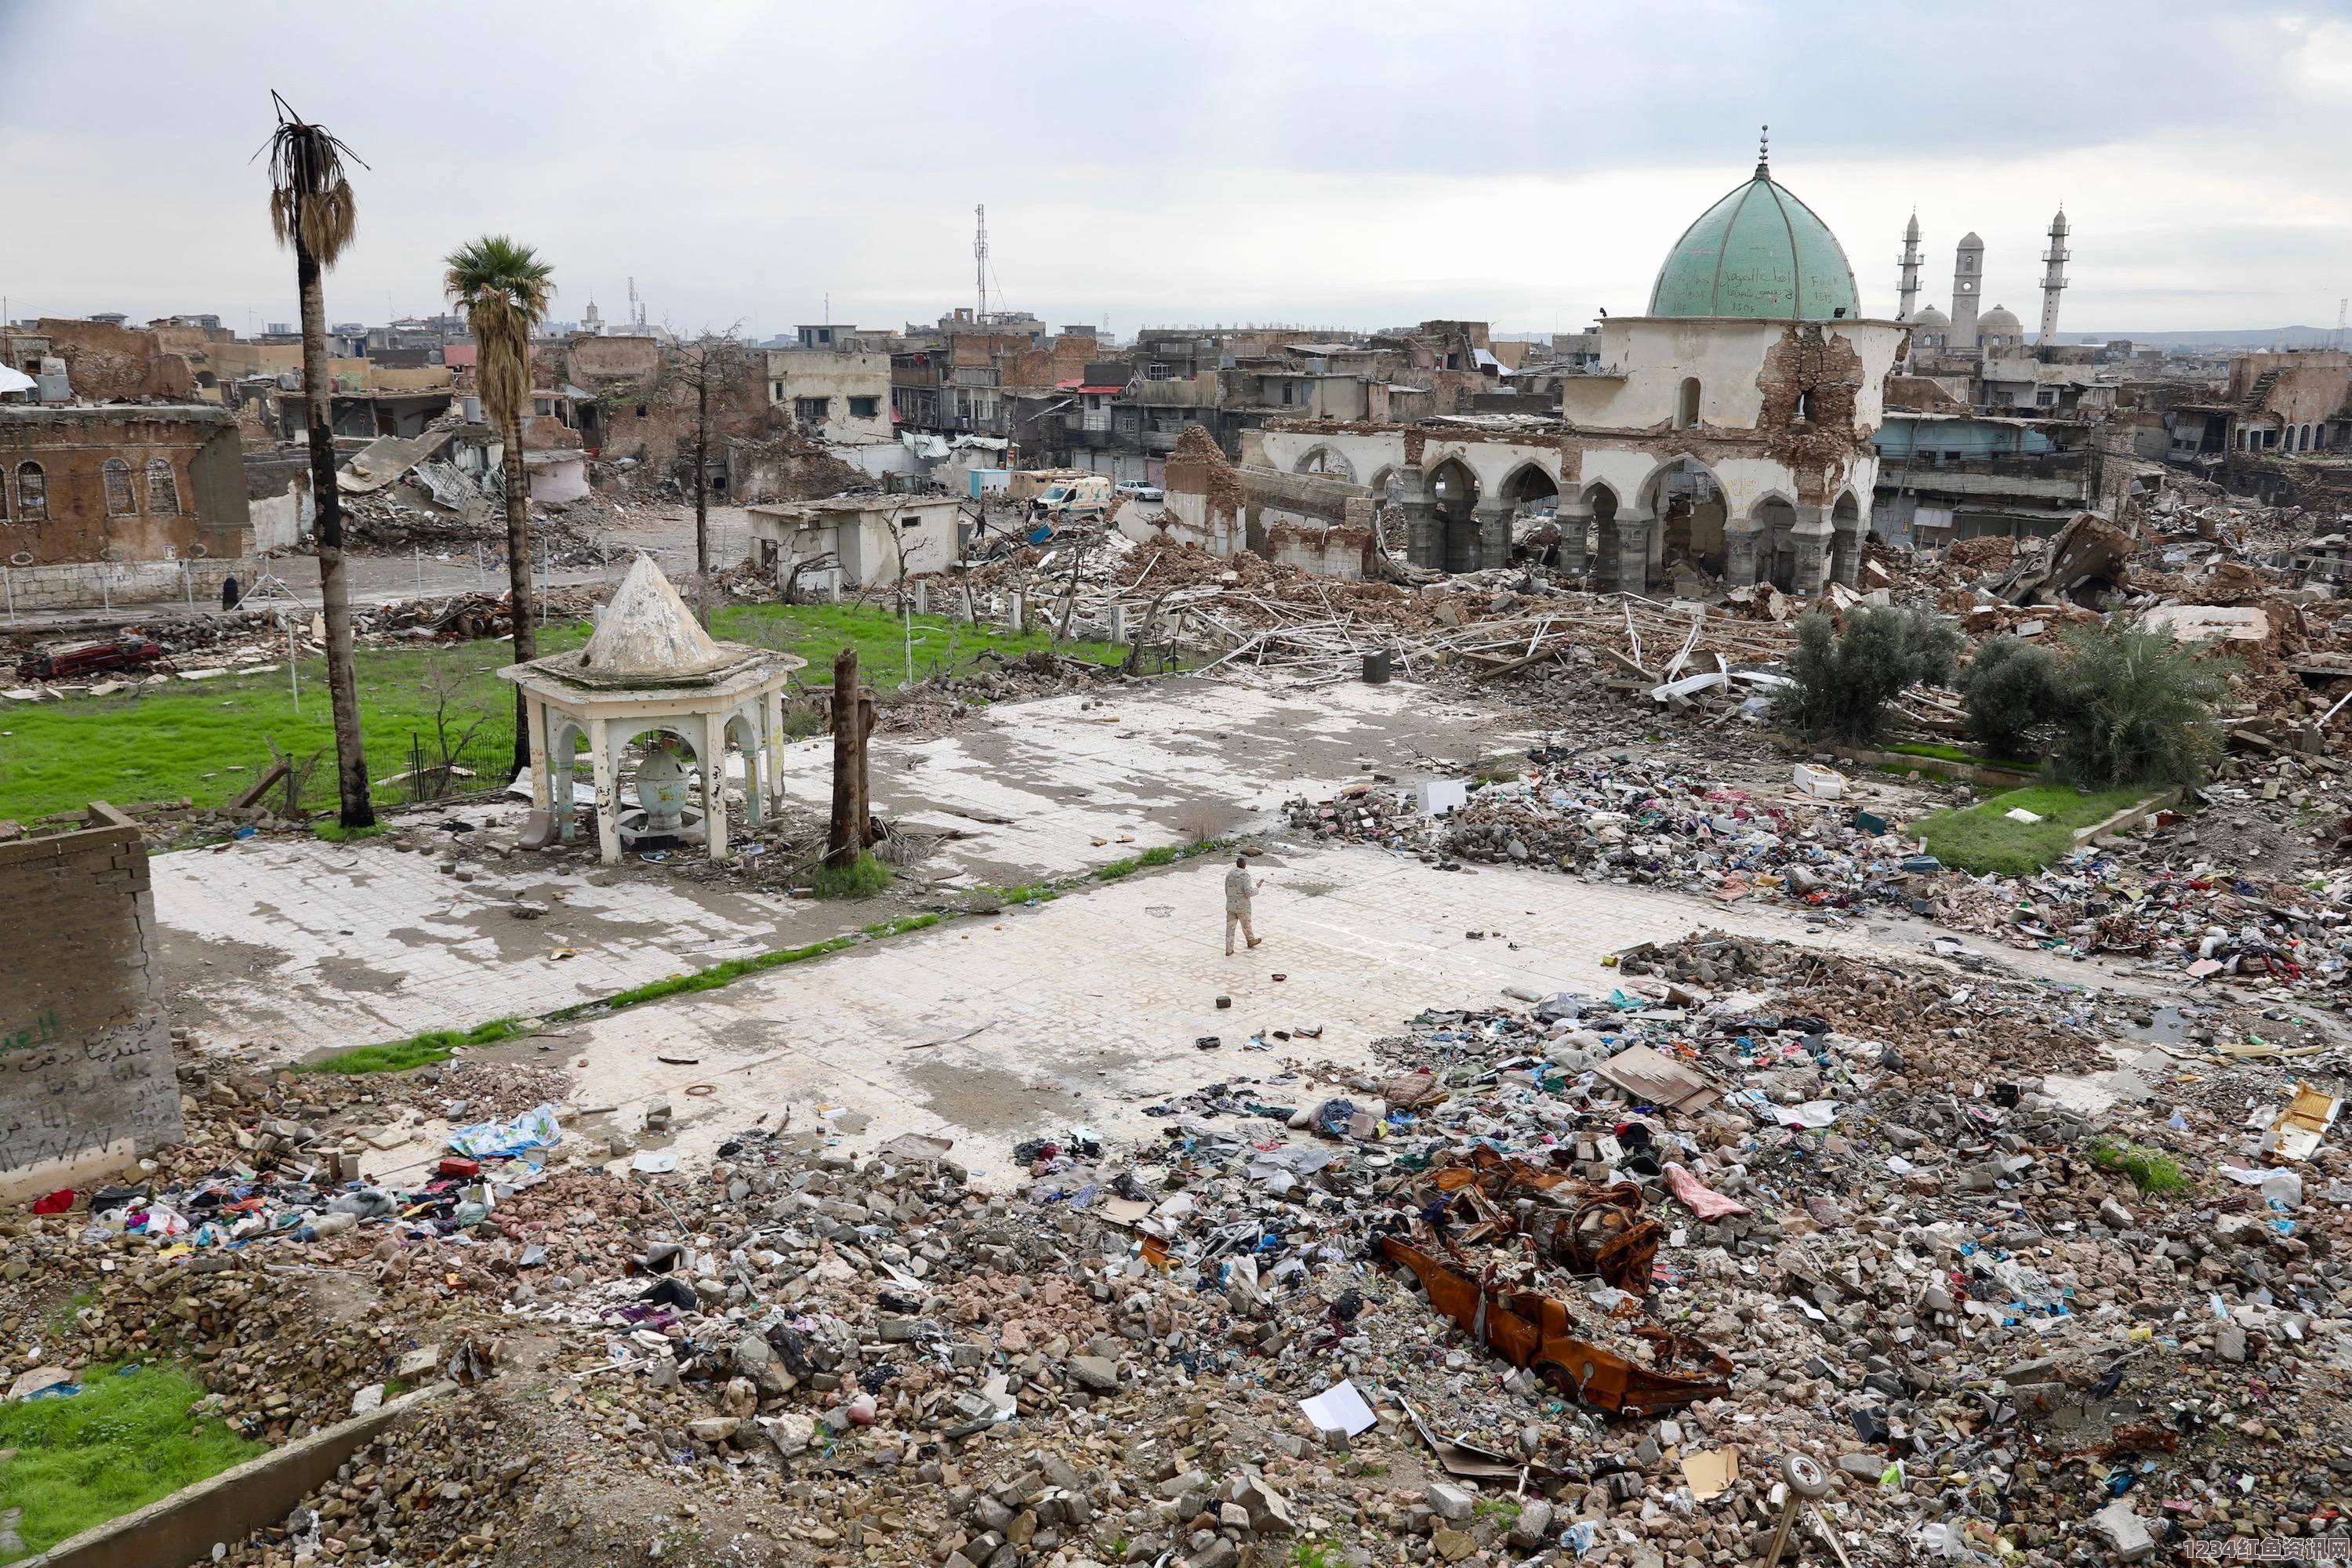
[693,378,711,626]
[297,240,373,828]
[826,647,860,869]
[857,689,875,848]
[504,408,537,778]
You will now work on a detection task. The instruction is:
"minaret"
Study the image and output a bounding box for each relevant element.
[1896,212,1922,320]
[2038,208,2070,345]
[1951,231,1985,350]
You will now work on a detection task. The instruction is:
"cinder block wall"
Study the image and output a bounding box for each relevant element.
[0,806,183,1202]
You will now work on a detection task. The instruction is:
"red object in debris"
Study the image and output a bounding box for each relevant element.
[437,1157,481,1179]
[15,635,165,683]
[29,1189,74,1214]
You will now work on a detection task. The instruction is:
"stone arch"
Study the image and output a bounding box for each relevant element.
[1831,489,1864,586]
[1367,465,1401,500]
[1426,456,1483,572]
[608,721,710,845]
[724,711,768,825]
[545,717,590,837]
[1293,444,1357,483]
[1635,454,1729,575]
[1497,460,1559,510]
[1751,493,1799,591]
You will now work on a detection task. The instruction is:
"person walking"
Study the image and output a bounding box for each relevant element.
[1224,855,1262,955]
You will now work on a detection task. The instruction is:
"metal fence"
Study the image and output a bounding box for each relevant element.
[391,724,519,807]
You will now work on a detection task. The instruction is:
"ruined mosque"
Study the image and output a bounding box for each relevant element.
[1247,137,1914,594]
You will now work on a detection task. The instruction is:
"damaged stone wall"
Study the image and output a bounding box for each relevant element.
[0,403,252,564]
[572,343,778,480]
[0,805,183,1204]
[1757,325,1867,503]
[34,318,198,401]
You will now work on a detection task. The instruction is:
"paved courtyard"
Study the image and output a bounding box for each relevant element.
[146,671,2168,1190]
[153,676,1534,1051]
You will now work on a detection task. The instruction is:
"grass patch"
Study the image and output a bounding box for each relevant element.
[807,851,891,899]
[0,1361,265,1559]
[300,1016,524,1075]
[711,601,1127,689]
[1912,785,2152,878]
[575,913,942,1015]
[0,602,1131,827]
[2085,1136,2188,1196]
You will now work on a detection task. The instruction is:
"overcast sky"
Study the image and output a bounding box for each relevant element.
[4,1,2349,340]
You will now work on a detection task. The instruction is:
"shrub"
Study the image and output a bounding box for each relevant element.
[1774,606,1962,745]
[2048,617,2232,789]
[1958,635,2069,760]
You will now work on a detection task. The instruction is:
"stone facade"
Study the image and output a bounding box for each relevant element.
[0,403,252,565]
[0,804,183,1204]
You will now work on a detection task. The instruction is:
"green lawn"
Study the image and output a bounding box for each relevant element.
[1913,784,2154,877]
[0,1362,264,1559]
[0,603,1125,824]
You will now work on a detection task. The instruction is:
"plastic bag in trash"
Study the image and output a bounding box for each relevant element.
[327,1188,397,1219]
[447,1102,563,1160]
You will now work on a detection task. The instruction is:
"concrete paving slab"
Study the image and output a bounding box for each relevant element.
[540,841,1996,1180]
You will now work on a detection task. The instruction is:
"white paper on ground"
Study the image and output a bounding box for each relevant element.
[1299,1377,1378,1437]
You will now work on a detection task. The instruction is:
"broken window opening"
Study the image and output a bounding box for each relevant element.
[848,396,880,420]
[147,458,180,516]
[16,462,47,521]
[103,458,136,516]
[1675,377,1700,430]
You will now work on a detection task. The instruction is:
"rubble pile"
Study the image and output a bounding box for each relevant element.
[1286,739,2352,1007]
[1286,753,1943,916]
[333,488,623,563]
[9,930,2352,1567]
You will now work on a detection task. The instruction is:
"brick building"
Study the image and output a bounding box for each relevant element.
[0,403,252,564]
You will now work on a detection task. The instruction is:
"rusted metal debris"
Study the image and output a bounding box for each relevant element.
[1377,1236,1733,1414]
[1425,1144,1664,1294]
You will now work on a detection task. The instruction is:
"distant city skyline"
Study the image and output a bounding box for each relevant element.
[3,1,2348,340]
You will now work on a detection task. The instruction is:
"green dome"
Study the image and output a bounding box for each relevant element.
[1646,161,1860,321]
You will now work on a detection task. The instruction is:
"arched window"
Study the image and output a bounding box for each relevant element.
[1792,390,1814,423]
[103,458,136,516]
[147,458,180,517]
[1675,377,1700,430]
[16,462,45,521]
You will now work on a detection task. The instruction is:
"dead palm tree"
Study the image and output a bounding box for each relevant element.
[262,93,372,828]
[444,236,554,778]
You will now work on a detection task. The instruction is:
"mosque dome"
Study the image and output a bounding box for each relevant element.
[1911,304,1950,328]
[1978,304,2024,335]
[1647,154,1861,322]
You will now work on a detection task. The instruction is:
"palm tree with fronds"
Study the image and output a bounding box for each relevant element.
[262,93,373,828]
[445,236,554,778]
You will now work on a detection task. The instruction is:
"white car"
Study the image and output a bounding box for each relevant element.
[1116,482,1165,502]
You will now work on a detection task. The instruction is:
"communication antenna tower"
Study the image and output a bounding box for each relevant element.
[975,205,989,325]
